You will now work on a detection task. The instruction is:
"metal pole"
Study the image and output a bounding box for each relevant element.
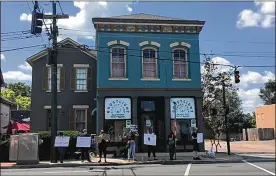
[173,102,177,160]
[50,1,58,163]
[222,81,231,155]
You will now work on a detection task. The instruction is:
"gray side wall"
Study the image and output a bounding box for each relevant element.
[30,48,97,133]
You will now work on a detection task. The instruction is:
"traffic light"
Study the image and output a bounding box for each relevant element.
[234,70,240,83]
[31,10,43,34]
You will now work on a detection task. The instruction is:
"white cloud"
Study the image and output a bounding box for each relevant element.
[237,2,275,28]
[18,62,32,72]
[238,88,263,113]
[19,2,132,42]
[3,71,32,81]
[20,13,32,21]
[1,54,5,61]
[238,70,275,89]
[127,5,133,12]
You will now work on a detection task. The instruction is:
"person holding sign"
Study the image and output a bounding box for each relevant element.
[80,129,92,162]
[127,130,139,161]
[192,127,201,160]
[55,132,68,163]
[147,128,157,161]
[98,130,108,163]
[168,131,176,160]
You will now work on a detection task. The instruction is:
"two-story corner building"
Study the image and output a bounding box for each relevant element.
[26,38,97,134]
[92,13,205,152]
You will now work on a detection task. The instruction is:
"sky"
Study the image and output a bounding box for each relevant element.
[1,1,275,114]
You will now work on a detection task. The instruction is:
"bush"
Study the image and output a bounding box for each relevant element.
[0,131,81,162]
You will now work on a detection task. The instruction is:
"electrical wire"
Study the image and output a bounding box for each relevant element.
[1,30,30,35]
[0,44,47,53]
[57,1,64,14]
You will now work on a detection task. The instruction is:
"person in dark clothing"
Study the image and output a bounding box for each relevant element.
[147,128,157,161]
[80,129,92,162]
[57,132,66,163]
[192,127,200,160]
[168,131,176,160]
[98,130,108,163]
[127,130,138,161]
[182,124,190,150]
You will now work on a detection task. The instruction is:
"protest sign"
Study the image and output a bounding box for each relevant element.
[144,133,156,146]
[76,136,91,147]
[54,136,70,147]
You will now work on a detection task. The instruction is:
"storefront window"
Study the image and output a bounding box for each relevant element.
[105,120,127,142]
[141,101,155,112]
[171,119,192,144]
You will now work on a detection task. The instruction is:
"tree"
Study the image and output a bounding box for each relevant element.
[1,87,31,110]
[7,82,31,97]
[259,79,276,105]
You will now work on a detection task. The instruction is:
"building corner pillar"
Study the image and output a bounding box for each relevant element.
[131,96,139,152]
[195,97,204,151]
[165,96,171,152]
[97,97,104,135]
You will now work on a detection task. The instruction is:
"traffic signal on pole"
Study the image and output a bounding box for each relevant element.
[234,70,240,83]
[31,10,43,34]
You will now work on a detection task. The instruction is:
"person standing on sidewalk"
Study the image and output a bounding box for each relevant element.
[192,127,201,160]
[57,132,66,163]
[147,127,157,161]
[168,131,176,160]
[80,129,92,162]
[98,130,108,163]
[127,130,139,161]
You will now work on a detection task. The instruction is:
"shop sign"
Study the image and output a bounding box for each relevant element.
[126,120,131,128]
[105,98,131,119]
[170,98,196,119]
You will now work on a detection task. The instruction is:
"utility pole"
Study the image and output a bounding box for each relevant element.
[222,80,231,155]
[31,1,68,163]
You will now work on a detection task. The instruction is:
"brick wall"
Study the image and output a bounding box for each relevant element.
[255,104,276,129]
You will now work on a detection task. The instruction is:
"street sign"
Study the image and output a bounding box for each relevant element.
[126,120,131,128]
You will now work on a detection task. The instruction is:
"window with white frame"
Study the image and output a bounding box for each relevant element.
[173,49,188,79]
[142,48,157,78]
[76,68,87,90]
[48,66,61,91]
[111,47,126,78]
[75,109,87,131]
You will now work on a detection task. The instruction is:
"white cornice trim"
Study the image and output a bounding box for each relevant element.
[139,41,160,48]
[107,40,118,46]
[94,22,203,27]
[73,64,89,68]
[107,40,129,47]
[170,42,191,48]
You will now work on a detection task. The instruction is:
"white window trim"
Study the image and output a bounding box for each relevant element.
[141,47,159,79]
[172,48,189,80]
[44,105,62,109]
[170,42,191,48]
[73,64,89,68]
[46,65,62,92]
[108,78,129,81]
[74,67,88,92]
[74,108,88,131]
[107,40,130,47]
[110,46,127,79]
[139,41,161,48]
[73,105,89,109]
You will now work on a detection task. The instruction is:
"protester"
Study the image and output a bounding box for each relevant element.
[147,127,157,161]
[168,130,176,160]
[127,129,139,161]
[192,127,201,160]
[80,129,92,162]
[98,130,108,163]
[57,132,66,163]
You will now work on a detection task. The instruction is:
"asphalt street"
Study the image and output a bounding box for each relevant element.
[1,161,275,175]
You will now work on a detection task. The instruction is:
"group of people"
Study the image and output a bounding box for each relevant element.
[56,126,201,163]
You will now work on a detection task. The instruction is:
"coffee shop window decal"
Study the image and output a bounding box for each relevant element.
[170,98,196,119]
[105,98,131,119]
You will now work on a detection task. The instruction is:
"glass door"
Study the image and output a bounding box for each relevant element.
[140,113,155,152]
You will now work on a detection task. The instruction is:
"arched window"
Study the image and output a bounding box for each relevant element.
[173,49,188,79]
[111,47,126,78]
[142,48,157,78]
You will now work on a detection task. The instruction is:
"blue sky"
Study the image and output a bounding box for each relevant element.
[1,1,275,113]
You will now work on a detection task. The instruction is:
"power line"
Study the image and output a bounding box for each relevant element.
[0,44,47,53]
[1,30,30,35]
[57,1,64,14]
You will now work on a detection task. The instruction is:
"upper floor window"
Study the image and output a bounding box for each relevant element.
[111,47,126,78]
[71,65,92,92]
[42,65,64,92]
[142,48,158,78]
[173,49,188,79]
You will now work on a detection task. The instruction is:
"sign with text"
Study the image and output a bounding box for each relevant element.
[197,133,203,143]
[126,120,131,128]
[105,98,131,119]
[76,136,91,148]
[144,133,156,146]
[54,136,70,147]
[130,124,138,132]
[170,98,196,119]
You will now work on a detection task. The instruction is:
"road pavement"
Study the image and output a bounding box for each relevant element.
[2,161,275,175]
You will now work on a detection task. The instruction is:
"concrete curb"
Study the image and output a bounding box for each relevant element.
[1,158,275,169]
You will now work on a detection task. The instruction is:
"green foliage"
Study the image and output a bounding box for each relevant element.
[259,79,276,105]
[1,82,31,110]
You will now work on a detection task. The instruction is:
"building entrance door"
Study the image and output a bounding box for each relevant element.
[139,113,156,152]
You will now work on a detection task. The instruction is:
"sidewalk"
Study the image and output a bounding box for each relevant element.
[2,152,271,169]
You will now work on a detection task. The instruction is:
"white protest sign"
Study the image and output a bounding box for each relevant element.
[144,133,156,146]
[76,136,91,147]
[130,125,138,132]
[54,136,70,147]
[197,133,203,143]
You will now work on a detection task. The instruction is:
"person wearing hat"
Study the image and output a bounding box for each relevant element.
[80,129,92,162]
[192,127,201,160]
[98,130,108,163]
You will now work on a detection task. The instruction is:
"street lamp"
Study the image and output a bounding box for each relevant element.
[173,102,177,160]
